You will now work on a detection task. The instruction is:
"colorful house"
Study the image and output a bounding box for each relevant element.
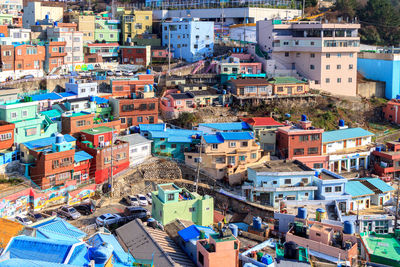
[371,139,400,179]
[94,16,120,43]
[110,74,154,98]
[151,183,213,226]
[359,231,400,266]
[117,134,152,166]
[140,123,201,161]
[84,43,119,63]
[185,131,267,185]
[120,45,151,66]
[119,9,152,45]
[0,120,17,166]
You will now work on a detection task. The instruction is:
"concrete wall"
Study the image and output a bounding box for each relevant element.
[357,80,385,98]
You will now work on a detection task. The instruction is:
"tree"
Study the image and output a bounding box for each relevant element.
[335,0,358,18]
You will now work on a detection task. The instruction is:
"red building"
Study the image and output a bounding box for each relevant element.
[0,26,8,37]
[73,150,93,184]
[371,140,400,180]
[110,74,154,98]
[61,112,121,136]
[383,99,400,124]
[151,46,169,62]
[45,41,66,73]
[76,126,129,184]
[120,45,150,66]
[0,121,15,150]
[277,116,325,168]
[84,43,119,63]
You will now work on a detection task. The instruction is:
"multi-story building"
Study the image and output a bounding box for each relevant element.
[276,115,326,169]
[73,150,93,184]
[256,19,360,96]
[139,123,201,161]
[0,100,58,144]
[0,0,22,15]
[109,90,158,131]
[162,18,214,63]
[217,53,262,75]
[151,183,214,226]
[65,79,98,98]
[110,74,154,98]
[77,126,129,184]
[44,40,66,73]
[47,26,84,72]
[120,45,151,66]
[119,10,152,45]
[94,16,120,43]
[22,1,64,29]
[84,43,119,63]
[240,117,284,154]
[383,98,400,124]
[196,122,251,134]
[21,134,76,189]
[185,131,267,185]
[0,120,17,166]
[371,139,400,179]
[117,134,152,166]
[71,14,95,43]
[8,28,31,43]
[242,160,318,207]
[322,126,374,174]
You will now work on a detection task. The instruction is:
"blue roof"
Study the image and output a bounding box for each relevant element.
[345,181,375,197]
[87,233,133,266]
[203,134,224,144]
[59,92,77,98]
[23,134,76,150]
[178,225,215,242]
[4,235,79,263]
[31,93,63,101]
[74,150,93,163]
[139,123,166,132]
[199,122,250,131]
[94,96,108,104]
[219,131,254,140]
[149,128,201,143]
[359,178,395,193]
[0,258,81,267]
[322,128,374,143]
[34,217,87,242]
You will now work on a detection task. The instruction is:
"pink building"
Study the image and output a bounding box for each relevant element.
[217,53,262,75]
[160,91,195,119]
[196,233,240,267]
[256,19,360,96]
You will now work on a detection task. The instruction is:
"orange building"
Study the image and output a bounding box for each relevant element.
[45,41,67,73]
[0,121,15,151]
[14,44,45,72]
[110,74,154,98]
[383,98,400,124]
[197,233,240,267]
[0,26,8,37]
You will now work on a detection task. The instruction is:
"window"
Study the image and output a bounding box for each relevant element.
[349,53,354,58]
[76,120,86,127]
[277,87,284,92]
[3,50,11,56]
[285,52,289,57]
[120,117,126,124]
[212,144,218,150]
[239,155,246,161]
[171,144,177,148]
[198,252,204,265]
[284,179,291,185]
[311,134,320,140]
[168,194,174,201]
[326,53,330,58]
[349,64,353,70]
[228,156,235,164]
[22,110,27,117]
[294,148,304,155]
[194,44,198,49]
[308,147,318,154]
[310,41,315,45]
[335,186,342,192]
[310,53,315,58]
[300,135,309,141]
[0,132,12,141]
[337,53,341,57]
[337,64,341,70]
[189,207,195,212]
[337,78,342,83]
[25,127,37,136]
[325,187,332,193]
[229,142,236,148]
[241,141,248,147]
[310,65,315,70]
[348,77,353,83]
[251,153,257,159]
[160,145,166,149]
[137,117,143,122]
[296,52,300,57]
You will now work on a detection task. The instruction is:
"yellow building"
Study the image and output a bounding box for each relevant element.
[71,14,95,43]
[120,10,152,45]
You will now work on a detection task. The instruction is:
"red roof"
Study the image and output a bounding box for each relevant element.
[241,117,284,127]
[213,210,225,223]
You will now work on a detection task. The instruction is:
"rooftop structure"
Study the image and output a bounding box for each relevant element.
[359,231,400,266]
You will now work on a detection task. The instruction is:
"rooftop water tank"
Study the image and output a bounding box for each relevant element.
[55,134,65,144]
[90,96,95,102]
[285,113,291,118]
[54,21,58,26]
[301,114,307,121]
[146,69,151,74]
[35,21,40,25]
[296,207,307,219]
[339,119,345,127]
[144,84,150,92]
[376,147,382,152]
[229,224,238,237]
[343,221,355,235]
[253,217,262,230]
[88,244,112,264]
[316,208,326,221]
[45,14,49,20]
[0,33,4,37]
[284,241,299,260]
[261,254,274,265]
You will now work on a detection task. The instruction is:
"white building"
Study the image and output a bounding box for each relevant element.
[47,27,84,72]
[65,79,98,98]
[8,28,31,43]
[22,1,64,29]
[322,127,374,174]
[117,134,152,166]
[0,0,22,15]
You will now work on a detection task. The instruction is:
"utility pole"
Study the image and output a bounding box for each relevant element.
[109,126,114,197]
[195,142,202,193]
[302,0,305,18]
[168,24,171,76]
[395,172,399,230]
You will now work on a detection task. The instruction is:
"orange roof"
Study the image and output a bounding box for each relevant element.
[241,117,284,127]
[0,218,24,248]
[214,210,225,223]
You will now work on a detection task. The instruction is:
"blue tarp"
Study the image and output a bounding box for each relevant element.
[178,225,215,242]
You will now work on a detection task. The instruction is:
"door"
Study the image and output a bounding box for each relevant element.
[380,197,383,206]
[343,140,347,148]
[350,202,353,210]
[287,87,293,94]
[366,199,370,208]
[127,118,132,126]
[323,144,327,154]
[240,88,244,95]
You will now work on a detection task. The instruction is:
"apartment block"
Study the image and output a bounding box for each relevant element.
[110,74,154,98]
[84,43,119,63]
[22,1,64,29]
[120,45,151,66]
[162,18,214,62]
[71,14,95,43]
[94,16,120,43]
[257,19,360,96]
[119,10,152,45]
[44,40,66,73]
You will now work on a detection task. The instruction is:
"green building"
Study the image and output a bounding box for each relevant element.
[94,16,120,43]
[0,100,58,144]
[360,231,400,267]
[151,183,214,226]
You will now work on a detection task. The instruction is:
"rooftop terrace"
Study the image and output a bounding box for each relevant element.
[251,160,313,173]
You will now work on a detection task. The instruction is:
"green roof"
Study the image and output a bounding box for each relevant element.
[268,77,306,84]
[70,112,91,117]
[81,126,113,135]
[41,109,62,118]
[210,233,236,243]
[360,232,400,263]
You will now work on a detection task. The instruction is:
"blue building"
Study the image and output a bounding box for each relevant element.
[242,160,318,208]
[162,18,214,62]
[358,51,400,99]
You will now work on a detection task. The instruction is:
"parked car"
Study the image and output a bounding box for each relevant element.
[124,195,139,206]
[123,206,150,221]
[28,212,45,222]
[146,193,152,204]
[106,71,114,76]
[115,70,123,77]
[74,201,96,215]
[15,215,33,225]
[123,71,133,76]
[21,74,34,79]
[96,213,123,226]
[137,194,148,206]
[58,206,81,220]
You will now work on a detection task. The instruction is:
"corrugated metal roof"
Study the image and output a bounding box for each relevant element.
[35,217,87,242]
[74,150,93,163]
[23,134,76,150]
[199,122,250,131]
[219,131,254,140]
[241,117,284,127]
[178,225,215,242]
[345,181,375,197]
[41,109,62,119]
[203,134,224,144]
[139,123,166,132]
[0,218,25,247]
[31,93,63,101]
[117,133,152,146]
[358,178,395,193]
[322,128,374,143]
